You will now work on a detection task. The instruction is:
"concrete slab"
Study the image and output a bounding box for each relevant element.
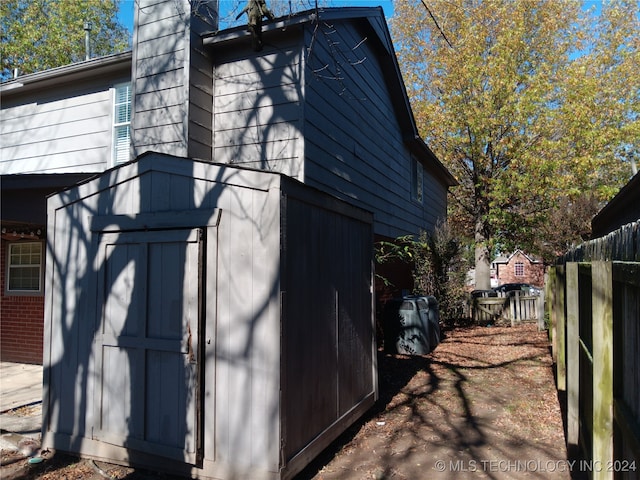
[0,362,43,452]
[0,406,41,451]
[0,404,41,435]
[0,362,43,413]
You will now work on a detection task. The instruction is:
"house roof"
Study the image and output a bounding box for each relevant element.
[203,7,457,188]
[492,249,541,265]
[0,51,132,97]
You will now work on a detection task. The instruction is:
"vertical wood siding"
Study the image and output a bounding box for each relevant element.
[207,172,281,471]
[0,83,122,174]
[45,156,283,477]
[212,39,304,178]
[281,192,374,462]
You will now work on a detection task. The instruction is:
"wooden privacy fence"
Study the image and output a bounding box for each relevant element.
[548,261,640,480]
[472,291,545,329]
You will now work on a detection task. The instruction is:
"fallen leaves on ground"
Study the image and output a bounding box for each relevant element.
[1,324,570,480]
[299,323,569,480]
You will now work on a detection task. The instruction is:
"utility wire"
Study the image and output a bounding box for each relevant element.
[420,0,453,48]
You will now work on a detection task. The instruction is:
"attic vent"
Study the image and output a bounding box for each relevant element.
[84,22,92,60]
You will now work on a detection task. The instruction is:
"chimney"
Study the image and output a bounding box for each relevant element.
[130,0,217,161]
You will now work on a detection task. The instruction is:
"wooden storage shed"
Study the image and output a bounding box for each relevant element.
[43,152,376,479]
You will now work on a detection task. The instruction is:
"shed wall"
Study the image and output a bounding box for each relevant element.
[44,156,283,478]
[281,182,375,470]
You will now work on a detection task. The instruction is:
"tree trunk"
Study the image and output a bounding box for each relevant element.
[474,220,491,290]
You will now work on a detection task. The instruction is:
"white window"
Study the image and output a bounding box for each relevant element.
[6,242,43,294]
[515,262,524,277]
[411,157,424,203]
[113,84,131,166]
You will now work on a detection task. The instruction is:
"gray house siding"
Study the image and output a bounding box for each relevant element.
[302,19,440,238]
[423,168,448,225]
[1,74,128,174]
[44,153,375,480]
[205,10,454,240]
[212,33,304,177]
[131,0,215,161]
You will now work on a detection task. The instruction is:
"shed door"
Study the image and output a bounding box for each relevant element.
[93,228,204,465]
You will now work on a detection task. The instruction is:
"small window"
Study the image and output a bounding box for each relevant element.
[411,157,424,204]
[514,262,524,277]
[6,242,43,294]
[113,84,131,166]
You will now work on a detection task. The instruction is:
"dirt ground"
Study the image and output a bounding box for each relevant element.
[1,324,574,480]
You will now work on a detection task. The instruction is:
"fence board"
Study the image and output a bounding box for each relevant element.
[612,262,640,467]
[591,261,614,480]
[552,257,640,477]
[578,263,594,463]
[548,268,558,364]
[472,292,542,326]
[566,263,580,454]
[556,267,567,392]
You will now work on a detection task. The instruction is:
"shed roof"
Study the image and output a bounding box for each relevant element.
[48,151,374,225]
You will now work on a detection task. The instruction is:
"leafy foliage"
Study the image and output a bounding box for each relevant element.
[375,223,470,324]
[391,0,639,276]
[1,0,129,80]
[412,222,470,324]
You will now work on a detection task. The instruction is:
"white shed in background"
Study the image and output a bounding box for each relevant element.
[43,152,376,480]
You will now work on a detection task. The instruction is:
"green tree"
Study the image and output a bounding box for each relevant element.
[1,0,129,80]
[391,0,639,284]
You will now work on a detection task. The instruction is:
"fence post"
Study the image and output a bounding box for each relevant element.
[591,261,613,480]
[555,266,567,392]
[565,262,580,456]
[547,267,557,364]
[537,290,545,331]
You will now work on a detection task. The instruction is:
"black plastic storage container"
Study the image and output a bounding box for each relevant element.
[416,295,440,348]
[384,297,435,355]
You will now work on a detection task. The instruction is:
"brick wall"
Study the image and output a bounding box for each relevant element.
[0,240,45,364]
[496,251,545,287]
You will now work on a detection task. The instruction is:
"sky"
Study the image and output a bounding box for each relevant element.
[117,0,395,33]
